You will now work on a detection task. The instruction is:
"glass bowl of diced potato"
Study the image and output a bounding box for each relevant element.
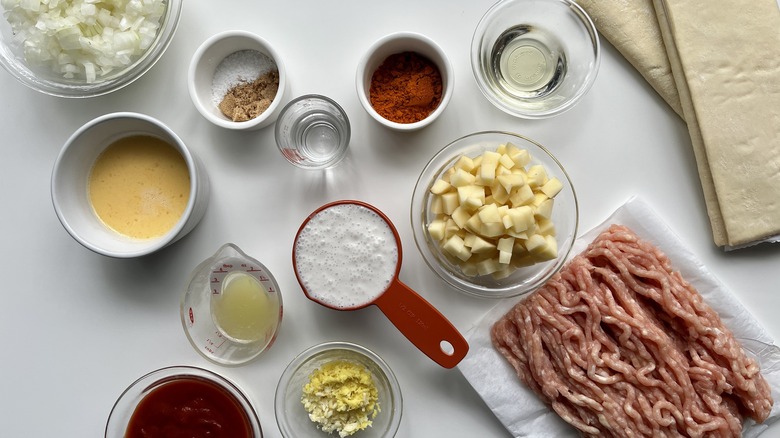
[411,131,578,298]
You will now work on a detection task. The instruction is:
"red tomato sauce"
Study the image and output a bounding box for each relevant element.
[126,376,253,438]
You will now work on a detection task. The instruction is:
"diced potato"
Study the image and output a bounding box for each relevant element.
[512,254,536,268]
[457,185,484,205]
[463,233,476,248]
[506,206,534,233]
[524,234,548,254]
[492,266,514,279]
[441,192,459,215]
[441,167,456,183]
[490,182,511,205]
[478,203,502,223]
[463,195,484,211]
[498,154,515,170]
[451,206,471,228]
[461,262,479,277]
[502,214,514,231]
[496,143,507,155]
[497,237,515,253]
[480,151,501,184]
[477,258,502,275]
[535,198,554,219]
[454,155,475,172]
[431,195,444,214]
[540,177,563,198]
[465,213,483,234]
[513,239,529,255]
[531,192,549,207]
[507,144,531,167]
[427,219,447,241]
[536,235,558,261]
[509,184,534,207]
[430,179,452,195]
[450,168,476,187]
[499,250,512,265]
[497,173,526,193]
[536,217,556,236]
[507,229,529,239]
[480,222,505,237]
[526,164,548,187]
[471,236,496,254]
[443,235,472,261]
[444,218,461,239]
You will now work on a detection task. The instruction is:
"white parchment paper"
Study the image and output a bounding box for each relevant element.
[458,197,780,437]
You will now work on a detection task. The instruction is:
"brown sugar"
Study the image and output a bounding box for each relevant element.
[219,70,280,122]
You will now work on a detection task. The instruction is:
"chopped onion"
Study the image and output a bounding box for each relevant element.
[2,0,167,83]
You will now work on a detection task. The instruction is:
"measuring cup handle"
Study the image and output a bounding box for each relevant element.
[374,279,469,369]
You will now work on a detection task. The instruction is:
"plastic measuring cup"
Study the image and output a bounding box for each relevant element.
[292,200,468,369]
[181,243,283,366]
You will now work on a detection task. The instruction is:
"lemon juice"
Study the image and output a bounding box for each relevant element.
[211,271,280,344]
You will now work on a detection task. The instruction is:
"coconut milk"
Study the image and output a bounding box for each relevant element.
[294,204,398,309]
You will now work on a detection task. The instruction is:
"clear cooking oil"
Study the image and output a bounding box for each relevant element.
[490,25,566,99]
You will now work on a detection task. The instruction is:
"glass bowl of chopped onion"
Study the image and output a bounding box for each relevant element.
[411,131,579,299]
[275,341,403,438]
[0,0,182,98]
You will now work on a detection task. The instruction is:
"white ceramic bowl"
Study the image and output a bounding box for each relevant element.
[51,112,210,258]
[356,32,453,131]
[275,341,402,438]
[0,0,181,98]
[188,30,288,130]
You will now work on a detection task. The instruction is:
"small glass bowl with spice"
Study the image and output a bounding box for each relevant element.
[356,32,453,131]
[188,30,288,130]
[275,341,403,438]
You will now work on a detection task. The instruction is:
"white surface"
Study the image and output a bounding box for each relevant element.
[1,1,779,437]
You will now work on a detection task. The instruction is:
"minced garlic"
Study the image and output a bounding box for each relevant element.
[301,360,380,437]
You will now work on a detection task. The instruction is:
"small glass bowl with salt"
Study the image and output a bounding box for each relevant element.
[188,30,289,130]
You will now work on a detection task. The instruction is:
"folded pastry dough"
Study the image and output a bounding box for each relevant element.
[577,0,780,247]
[575,0,683,118]
[653,0,780,247]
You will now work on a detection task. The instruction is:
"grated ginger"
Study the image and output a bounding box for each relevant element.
[301,360,380,437]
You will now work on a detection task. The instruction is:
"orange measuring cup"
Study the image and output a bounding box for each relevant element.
[292,200,469,369]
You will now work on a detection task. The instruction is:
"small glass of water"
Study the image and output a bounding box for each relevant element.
[274,94,350,169]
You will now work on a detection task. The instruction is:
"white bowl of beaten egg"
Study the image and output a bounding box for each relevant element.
[51,112,210,258]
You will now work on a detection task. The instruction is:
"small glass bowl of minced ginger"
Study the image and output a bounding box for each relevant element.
[274,341,403,438]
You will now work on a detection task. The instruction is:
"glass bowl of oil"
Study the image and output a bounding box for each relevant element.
[471,0,600,119]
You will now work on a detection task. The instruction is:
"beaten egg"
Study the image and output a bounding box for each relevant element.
[88,135,190,240]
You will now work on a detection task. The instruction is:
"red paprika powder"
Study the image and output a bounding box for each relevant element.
[369,51,443,124]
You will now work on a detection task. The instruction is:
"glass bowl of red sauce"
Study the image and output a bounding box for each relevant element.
[105,366,262,437]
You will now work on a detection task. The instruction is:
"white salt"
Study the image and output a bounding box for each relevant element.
[211,49,277,106]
